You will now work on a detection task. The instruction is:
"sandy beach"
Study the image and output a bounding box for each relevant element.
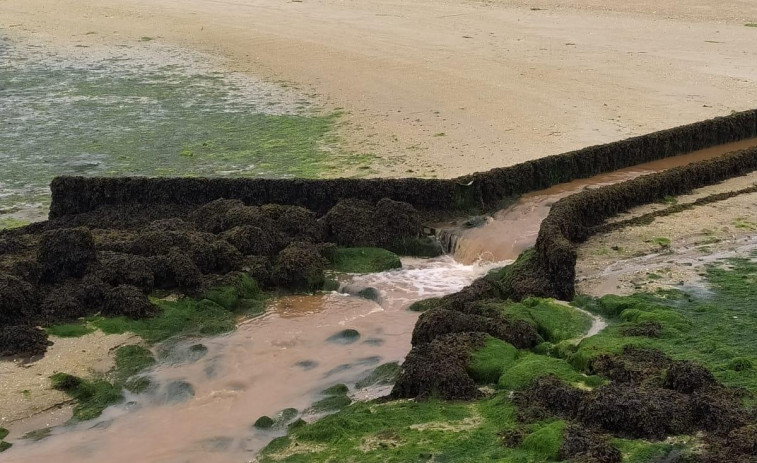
[2,0,756,177]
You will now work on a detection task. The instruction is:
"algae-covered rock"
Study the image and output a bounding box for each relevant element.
[467,337,518,384]
[0,273,38,323]
[161,249,203,292]
[160,380,195,404]
[327,329,360,345]
[321,383,349,395]
[22,427,52,442]
[96,252,155,291]
[311,384,351,413]
[102,285,157,319]
[356,362,402,389]
[577,384,694,439]
[38,227,97,282]
[391,333,486,400]
[124,376,153,394]
[254,415,275,430]
[272,242,327,292]
[322,198,421,248]
[295,360,318,370]
[252,408,299,430]
[389,236,443,257]
[189,199,246,233]
[559,424,622,463]
[520,421,565,460]
[221,225,276,256]
[664,360,716,394]
[0,325,50,357]
[328,247,401,274]
[340,284,381,302]
[407,297,442,313]
[275,408,299,425]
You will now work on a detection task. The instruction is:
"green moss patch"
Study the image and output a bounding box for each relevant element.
[497,352,601,390]
[328,248,402,274]
[92,274,266,343]
[50,373,123,421]
[520,298,593,342]
[467,336,518,384]
[520,420,565,459]
[389,237,443,257]
[355,362,402,389]
[485,298,593,343]
[260,394,571,462]
[407,297,442,313]
[1,39,369,220]
[573,257,757,392]
[46,323,95,338]
[112,345,156,383]
[310,384,352,413]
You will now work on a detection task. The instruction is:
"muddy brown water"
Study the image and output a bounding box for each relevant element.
[4,137,757,462]
[446,137,757,265]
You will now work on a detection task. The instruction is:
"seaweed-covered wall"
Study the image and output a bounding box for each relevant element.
[534,145,757,300]
[49,110,757,218]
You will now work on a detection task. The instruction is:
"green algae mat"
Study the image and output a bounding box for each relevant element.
[0,34,370,227]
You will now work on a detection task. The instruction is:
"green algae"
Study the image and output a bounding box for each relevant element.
[49,345,155,420]
[328,247,402,274]
[467,336,518,384]
[519,298,593,343]
[48,275,266,421]
[486,298,593,344]
[254,416,276,430]
[0,36,372,224]
[389,237,444,257]
[497,353,602,390]
[0,218,29,230]
[91,274,266,342]
[310,384,352,413]
[50,373,123,421]
[613,438,680,463]
[259,394,566,463]
[407,297,442,312]
[572,257,757,392]
[520,420,565,460]
[21,428,52,442]
[112,345,156,383]
[355,362,402,389]
[46,323,95,338]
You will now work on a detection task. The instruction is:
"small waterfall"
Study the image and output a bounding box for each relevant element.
[435,227,462,255]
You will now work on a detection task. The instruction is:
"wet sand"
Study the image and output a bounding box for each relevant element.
[0,332,138,428]
[576,171,757,296]
[2,0,756,177]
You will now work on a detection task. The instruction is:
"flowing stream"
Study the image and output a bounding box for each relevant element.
[3,145,757,460]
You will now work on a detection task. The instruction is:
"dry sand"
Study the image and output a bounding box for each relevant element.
[1,0,756,177]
